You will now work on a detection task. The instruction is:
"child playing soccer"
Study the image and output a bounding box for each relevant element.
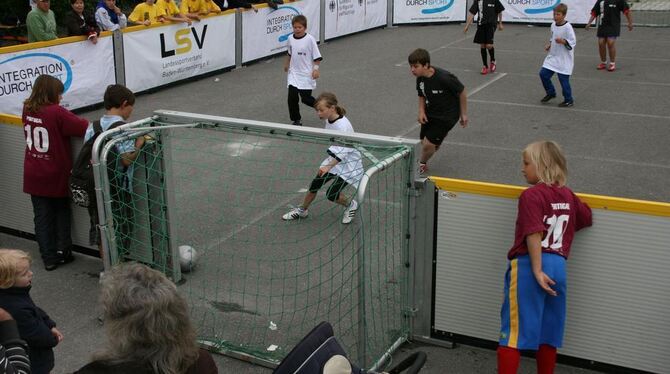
[585,0,633,72]
[497,141,592,374]
[408,48,468,176]
[463,0,505,75]
[283,15,322,127]
[0,249,63,374]
[282,92,363,224]
[539,3,576,107]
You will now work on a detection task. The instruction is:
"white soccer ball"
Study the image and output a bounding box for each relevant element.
[178,245,198,272]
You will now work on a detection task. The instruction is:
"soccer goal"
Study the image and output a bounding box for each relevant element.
[92,110,420,369]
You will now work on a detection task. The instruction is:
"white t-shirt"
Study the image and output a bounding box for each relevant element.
[542,21,576,75]
[320,116,364,187]
[287,33,322,90]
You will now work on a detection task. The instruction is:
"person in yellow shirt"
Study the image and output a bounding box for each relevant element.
[128,0,165,26]
[156,0,191,25]
[180,0,221,21]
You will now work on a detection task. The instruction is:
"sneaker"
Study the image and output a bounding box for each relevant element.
[57,250,75,265]
[418,162,428,176]
[292,120,302,126]
[541,94,556,103]
[282,207,308,220]
[607,63,616,72]
[342,200,358,224]
[480,66,488,75]
[558,101,574,107]
[596,62,607,70]
[490,61,496,73]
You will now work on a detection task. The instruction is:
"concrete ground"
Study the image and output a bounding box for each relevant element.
[2,21,668,374]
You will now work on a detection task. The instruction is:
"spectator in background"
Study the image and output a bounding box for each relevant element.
[156,0,192,25]
[95,0,128,31]
[0,307,31,374]
[26,0,56,43]
[74,263,218,374]
[180,0,221,21]
[128,0,165,26]
[64,0,100,43]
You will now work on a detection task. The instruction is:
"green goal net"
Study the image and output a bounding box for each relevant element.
[93,111,417,369]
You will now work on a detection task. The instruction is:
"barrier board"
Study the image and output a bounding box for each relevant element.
[242,0,321,63]
[0,36,115,116]
[324,0,387,40]
[393,0,467,24]
[502,0,592,24]
[123,13,235,93]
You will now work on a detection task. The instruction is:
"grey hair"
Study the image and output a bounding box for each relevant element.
[94,263,200,374]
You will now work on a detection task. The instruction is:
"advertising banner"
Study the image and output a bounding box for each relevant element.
[393,0,467,24]
[242,0,320,63]
[502,0,591,24]
[324,0,387,40]
[123,14,235,93]
[0,37,115,116]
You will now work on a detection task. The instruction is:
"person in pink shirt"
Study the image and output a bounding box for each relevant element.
[22,75,89,271]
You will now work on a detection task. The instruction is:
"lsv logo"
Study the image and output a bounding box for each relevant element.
[160,25,208,58]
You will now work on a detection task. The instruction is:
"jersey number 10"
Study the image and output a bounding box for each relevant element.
[24,125,50,153]
[542,214,569,250]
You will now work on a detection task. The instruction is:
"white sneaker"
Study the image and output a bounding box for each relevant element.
[342,200,358,224]
[283,207,308,220]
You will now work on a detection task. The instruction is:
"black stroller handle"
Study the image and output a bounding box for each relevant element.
[386,351,427,374]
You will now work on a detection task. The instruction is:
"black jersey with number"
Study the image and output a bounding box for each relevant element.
[416,67,464,122]
[591,0,630,36]
[469,0,505,25]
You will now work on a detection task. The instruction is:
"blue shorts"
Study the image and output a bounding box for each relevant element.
[499,253,567,350]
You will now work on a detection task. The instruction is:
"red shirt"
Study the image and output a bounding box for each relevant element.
[508,183,592,260]
[22,104,89,197]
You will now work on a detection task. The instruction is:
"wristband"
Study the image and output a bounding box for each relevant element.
[313,65,319,71]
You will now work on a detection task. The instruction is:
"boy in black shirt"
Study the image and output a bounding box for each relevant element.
[585,0,633,71]
[408,48,468,176]
[464,0,505,75]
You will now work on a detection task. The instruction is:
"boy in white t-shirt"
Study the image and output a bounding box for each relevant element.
[539,3,576,107]
[283,15,322,126]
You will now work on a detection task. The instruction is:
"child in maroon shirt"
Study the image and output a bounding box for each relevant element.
[22,75,89,271]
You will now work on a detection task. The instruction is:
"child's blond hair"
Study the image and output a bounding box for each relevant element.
[0,249,31,289]
[523,140,568,187]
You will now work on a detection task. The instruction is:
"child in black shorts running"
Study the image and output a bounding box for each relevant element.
[408,48,468,176]
[464,0,505,75]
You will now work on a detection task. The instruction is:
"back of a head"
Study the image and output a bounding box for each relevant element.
[97,263,199,374]
[0,249,31,289]
[524,140,568,187]
[24,75,64,113]
[104,84,135,110]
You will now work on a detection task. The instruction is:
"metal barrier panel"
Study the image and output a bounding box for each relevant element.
[430,177,670,373]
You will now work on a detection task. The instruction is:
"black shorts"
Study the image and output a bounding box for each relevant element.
[597,25,620,38]
[420,118,458,146]
[473,23,496,45]
[308,172,349,202]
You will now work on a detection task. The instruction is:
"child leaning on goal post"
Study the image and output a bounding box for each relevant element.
[84,84,145,269]
[282,92,363,225]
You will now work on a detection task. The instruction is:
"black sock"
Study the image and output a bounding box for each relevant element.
[480,48,488,67]
[488,48,495,63]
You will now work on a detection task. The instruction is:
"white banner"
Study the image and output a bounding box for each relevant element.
[393,0,467,24]
[124,14,235,93]
[242,0,321,63]
[324,0,387,40]
[502,0,591,24]
[0,37,115,116]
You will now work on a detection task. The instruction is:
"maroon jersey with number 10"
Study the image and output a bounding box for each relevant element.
[508,183,592,260]
[23,104,89,198]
